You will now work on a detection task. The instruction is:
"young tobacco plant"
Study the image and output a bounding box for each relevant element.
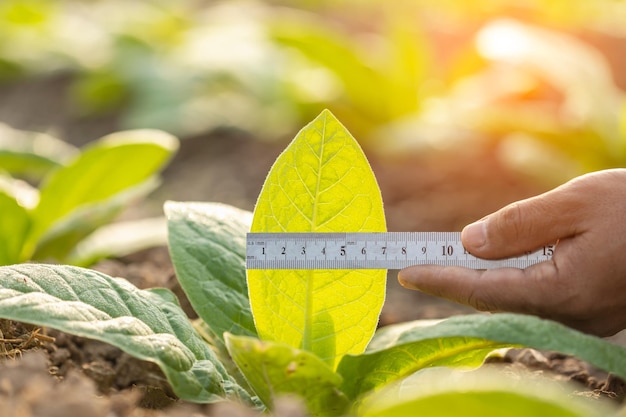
[0,126,178,266]
[168,111,626,414]
[168,110,626,416]
[0,111,624,416]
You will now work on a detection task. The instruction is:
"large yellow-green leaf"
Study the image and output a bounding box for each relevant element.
[248,109,386,369]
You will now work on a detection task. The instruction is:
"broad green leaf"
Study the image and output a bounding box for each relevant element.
[67,216,168,267]
[338,336,509,400]
[0,123,78,179]
[225,333,349,417]
[337,313,626,400]
[166,201,257,341]
[0,190,30,265]
[31,177,160,263]
[0,176,37,265]
[0,263,254,404]
[248,109,386,369]
[358,367,613,417]
[23,129,178,258]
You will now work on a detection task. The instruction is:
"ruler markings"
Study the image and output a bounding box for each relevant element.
[246,232,554,270]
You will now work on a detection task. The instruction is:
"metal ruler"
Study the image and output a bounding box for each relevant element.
[246,232,554,270]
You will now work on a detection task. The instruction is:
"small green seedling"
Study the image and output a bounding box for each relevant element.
[0,125,178,266]
[0,111,624,417]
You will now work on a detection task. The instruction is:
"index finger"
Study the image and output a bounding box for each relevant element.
[397,261,560,315]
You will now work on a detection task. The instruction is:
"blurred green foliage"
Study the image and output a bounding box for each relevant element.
[0,0,624,185]
[0,125,178,266]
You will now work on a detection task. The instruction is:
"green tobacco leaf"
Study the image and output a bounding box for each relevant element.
[225,333,349,417]
[24,129,178,259]
[0,190,30,265]
[338,313,626,400]
[31,177,160,263]
[0,263,253,404]
[67,216,168,267]
[339,335,510,400]
[166,201,257,341]
[358,367,613,417]
[249,109,386,369]
[0,175,37,265]
[0,123,78,179]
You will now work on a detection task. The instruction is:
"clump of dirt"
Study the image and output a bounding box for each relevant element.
[0,350,262,417]
[488,348,626,403]
[45,329,176,409]
[0,350,120,417]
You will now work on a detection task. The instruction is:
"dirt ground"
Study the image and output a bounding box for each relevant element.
[0,75,625,415]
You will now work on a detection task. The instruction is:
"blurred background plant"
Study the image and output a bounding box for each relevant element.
[0,0,624,188]
[0,123,178,266]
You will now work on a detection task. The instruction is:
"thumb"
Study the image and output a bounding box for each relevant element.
[462,185,583,259]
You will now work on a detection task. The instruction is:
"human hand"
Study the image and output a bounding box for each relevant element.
[398,169,626,336]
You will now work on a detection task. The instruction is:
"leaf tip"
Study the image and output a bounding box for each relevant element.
[163,200,179,216]
[317,108,338,122]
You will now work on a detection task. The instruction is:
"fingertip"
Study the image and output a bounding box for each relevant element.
[399,265,537,315]
[398,265,443,290]
[397,266,419,289]
[461,220,487,251]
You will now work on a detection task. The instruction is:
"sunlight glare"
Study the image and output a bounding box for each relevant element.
[476,19,531,62]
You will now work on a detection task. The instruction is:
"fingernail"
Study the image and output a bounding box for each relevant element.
[462,220,487,249]
[397,269,418,289]
[397,271,408,287]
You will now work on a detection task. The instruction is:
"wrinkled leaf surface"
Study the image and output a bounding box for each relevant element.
[0,263,252,404]
[166,201,257,341]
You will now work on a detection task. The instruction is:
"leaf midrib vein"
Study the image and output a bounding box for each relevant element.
[302,120,331,352]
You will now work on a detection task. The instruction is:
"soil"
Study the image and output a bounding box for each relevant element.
[1,75,625,416]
